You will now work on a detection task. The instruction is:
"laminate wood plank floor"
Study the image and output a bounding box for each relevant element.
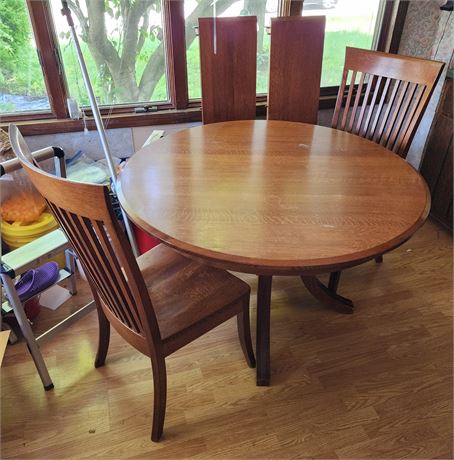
[1,220,452,459]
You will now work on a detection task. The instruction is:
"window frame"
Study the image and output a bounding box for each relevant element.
[0,0,408,134]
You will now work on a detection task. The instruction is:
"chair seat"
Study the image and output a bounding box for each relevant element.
[137,244,250,348]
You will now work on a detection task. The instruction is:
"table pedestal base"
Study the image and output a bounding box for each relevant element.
[301,275,354,315]
[255,274,354,387]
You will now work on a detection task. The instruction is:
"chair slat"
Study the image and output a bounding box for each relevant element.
[354,73,375,135]
[397,85,427,156]
[347,72,365,133]
[374,79,401,144]
[93,220,143,332]
[80,216,138,330]
[340,70,357,131]
[368,77,391,140]
[380,80,407,147]
[361,75,383,138]
[384,80,410,150]
[72,212,132,327]
[49,204,123,322]
[57,206,130,327]
[387,82,418,152]
[332,68,348,129]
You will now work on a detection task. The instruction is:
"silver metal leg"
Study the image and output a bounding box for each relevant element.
[65,249,77,296]
[1,274,54,390]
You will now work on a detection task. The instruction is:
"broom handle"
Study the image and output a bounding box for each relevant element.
[61,1,139,257]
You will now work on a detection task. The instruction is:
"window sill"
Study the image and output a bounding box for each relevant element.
[1,95,338,136]
[1,107,202,136]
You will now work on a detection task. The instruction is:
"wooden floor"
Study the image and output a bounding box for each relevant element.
[1,220,452,459]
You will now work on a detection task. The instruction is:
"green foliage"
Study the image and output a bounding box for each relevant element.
[0,0,28,60]
[0,0,47,97]
[0,101,16,112]
[321,29,373,87]
[60,29,167,105]
[58,0,166,105]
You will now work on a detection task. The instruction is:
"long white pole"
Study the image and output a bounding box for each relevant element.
[61,1,139,257]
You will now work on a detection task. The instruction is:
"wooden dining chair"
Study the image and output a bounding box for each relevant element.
[10,125,255,442]
[328,47,444,294]
[267,16,325,124]
[199,16,257,124]
[332,47,444,157]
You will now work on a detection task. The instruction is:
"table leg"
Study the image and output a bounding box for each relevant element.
[301,275,354,314]
[328,271,341,293]
[256,275,272,386]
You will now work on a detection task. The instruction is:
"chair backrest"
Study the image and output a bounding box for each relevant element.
[267,16,325,124]
[332,47,445,158]
[9,124,162,357]
[199,16,257,124]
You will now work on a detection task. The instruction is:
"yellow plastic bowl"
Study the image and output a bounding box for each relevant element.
[2,212,65,267]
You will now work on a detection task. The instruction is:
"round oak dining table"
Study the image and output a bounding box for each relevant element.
[118,120,430,386]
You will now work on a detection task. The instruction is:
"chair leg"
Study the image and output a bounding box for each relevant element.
[375,255,383,263]
[1,274,54,390]
[87,278,110,368]
[328,271,341,294]
[237,296,256,368]
[151,356,167,442]
[94,305,110,368]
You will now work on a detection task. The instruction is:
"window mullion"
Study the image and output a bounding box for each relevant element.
[289,0,304,16]
[164,0,189,110]
[26,0,69,119]
[388,0,410,53]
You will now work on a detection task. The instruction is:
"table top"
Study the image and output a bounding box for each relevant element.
[118,120,430,275]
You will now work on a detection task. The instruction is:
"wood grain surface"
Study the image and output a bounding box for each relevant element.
[1,220,452,458]
[199,17,257,125]
[118,120,430,275]
[268,16,325,124]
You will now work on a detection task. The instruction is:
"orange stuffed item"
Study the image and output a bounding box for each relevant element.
[1,193,47,224]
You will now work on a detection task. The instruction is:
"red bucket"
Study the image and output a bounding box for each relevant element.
[132,224,160,255]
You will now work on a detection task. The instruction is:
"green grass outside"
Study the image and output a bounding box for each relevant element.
[186,28,373,99]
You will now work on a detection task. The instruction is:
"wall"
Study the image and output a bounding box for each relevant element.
[23,123,202,163]
[25,128,134,162]
[398,0,454,169]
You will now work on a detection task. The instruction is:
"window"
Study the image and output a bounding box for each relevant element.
[0,0,403,129]
[49,0,168,106]
[185,0,278,99]
[302,0,383,87]
[0,0,50,114]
